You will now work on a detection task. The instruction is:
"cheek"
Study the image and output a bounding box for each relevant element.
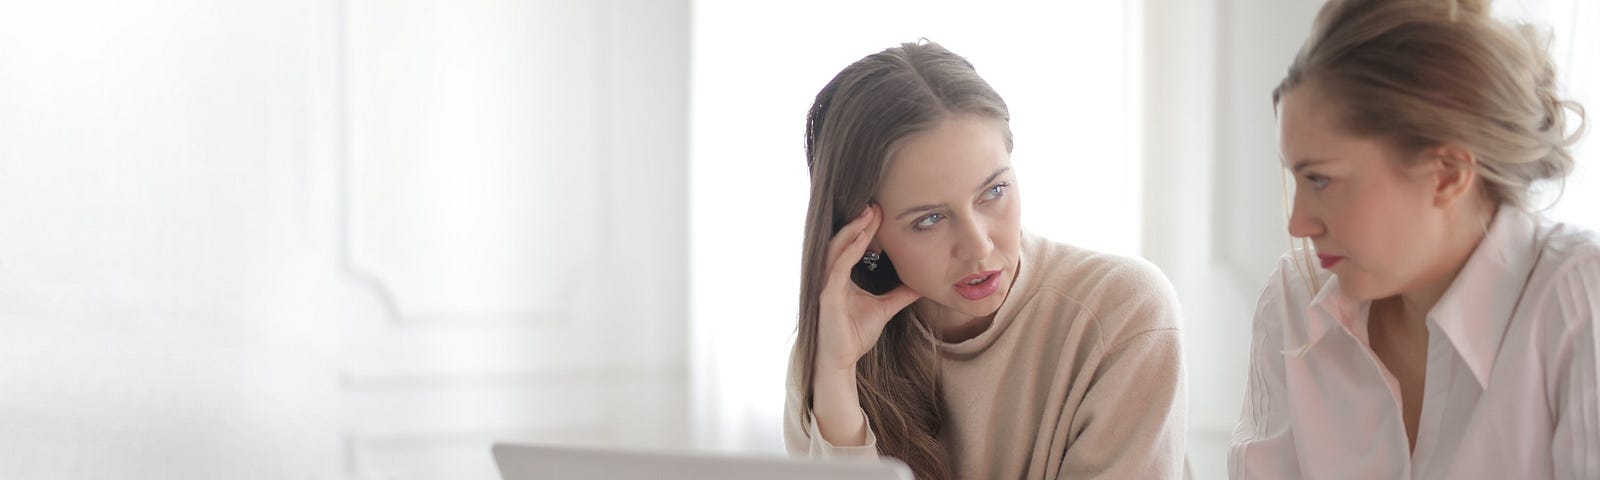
[1360,187,1432,242]
[879,233,936,270]
[1325,180,1390,242]
[1005,189,1024,221]
[994,199,1024,251]
[1334,199,1395,262]
[886,241,948,291]
[1341,188,1434,279]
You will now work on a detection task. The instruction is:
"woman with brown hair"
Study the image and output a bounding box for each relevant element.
[782,41,1188,479]
[1230,0,1597,478]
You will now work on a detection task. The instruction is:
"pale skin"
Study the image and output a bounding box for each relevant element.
[1279,84,1495,452]
[812,113,1023,446]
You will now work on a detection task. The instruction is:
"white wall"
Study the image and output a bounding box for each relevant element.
[0,1,343,477]
[338,0,690,478]
[0,1,691,479]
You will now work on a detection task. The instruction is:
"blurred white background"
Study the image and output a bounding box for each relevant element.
[0,0,1591,479]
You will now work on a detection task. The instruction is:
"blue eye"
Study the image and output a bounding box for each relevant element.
[914,212,944,230]
[982,182,1009,201]
[1305,174,1329,190]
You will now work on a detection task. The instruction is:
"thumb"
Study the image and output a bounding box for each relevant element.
[876,284,922,313]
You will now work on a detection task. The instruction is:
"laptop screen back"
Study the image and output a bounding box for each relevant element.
[491,443,914,480]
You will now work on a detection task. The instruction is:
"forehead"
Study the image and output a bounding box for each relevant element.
[1278,87,1343,154]
[1277,86,1394,169]
[877,114,1010,201]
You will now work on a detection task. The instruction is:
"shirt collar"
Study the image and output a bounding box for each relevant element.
[1303,204,1539,386]
[1427,204,1541,387]
[1293,270,1363,357]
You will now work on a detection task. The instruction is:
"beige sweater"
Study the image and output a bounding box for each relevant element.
[784,233,1187,479]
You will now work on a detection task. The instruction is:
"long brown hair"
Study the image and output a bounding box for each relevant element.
[796,41,1011,480]
[1273,0,1586,293]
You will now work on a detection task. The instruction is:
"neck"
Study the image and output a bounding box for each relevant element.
[912,300,993,343]
[1385,205,1498,330]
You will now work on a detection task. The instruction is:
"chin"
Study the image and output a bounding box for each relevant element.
[1334,276,1393,302]
[958,291,1007,318]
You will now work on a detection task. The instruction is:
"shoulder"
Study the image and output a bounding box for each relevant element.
[1527,219,1600,327]
[1026,235,1176,302]
[1538,215,1600,261]
[1537,218,1600,272]
[1024,235,1181,342]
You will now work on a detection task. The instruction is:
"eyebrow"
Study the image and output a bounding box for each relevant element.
[894,166,1013,220]
[1287,157,1334,173]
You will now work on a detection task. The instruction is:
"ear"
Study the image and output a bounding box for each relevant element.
[1426,144,1478,208]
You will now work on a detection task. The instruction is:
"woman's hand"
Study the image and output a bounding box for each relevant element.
[814,204,922,374]
[809,205,922,446]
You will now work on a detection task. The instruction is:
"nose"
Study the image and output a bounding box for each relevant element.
[952,215,995,262]
[1286,188,1324,239]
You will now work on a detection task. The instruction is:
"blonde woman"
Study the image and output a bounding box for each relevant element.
[782,41,1187,479]
[1230,0,1597,478]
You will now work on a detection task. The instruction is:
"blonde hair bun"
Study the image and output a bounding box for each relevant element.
[1455,0,1491,16]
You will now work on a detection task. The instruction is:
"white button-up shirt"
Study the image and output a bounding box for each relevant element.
[1229,205,1600,479]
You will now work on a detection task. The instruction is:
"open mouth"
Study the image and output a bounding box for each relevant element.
[953,270,1002,301]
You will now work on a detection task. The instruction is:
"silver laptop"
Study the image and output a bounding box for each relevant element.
[491,442,914,480]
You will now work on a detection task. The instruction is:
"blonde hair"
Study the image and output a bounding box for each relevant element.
[797,41,1011,480]
[1277,0,1586,209]
[1275,0,1586,293]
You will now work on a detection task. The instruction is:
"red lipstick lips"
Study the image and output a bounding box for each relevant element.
[1318,254,1343,269]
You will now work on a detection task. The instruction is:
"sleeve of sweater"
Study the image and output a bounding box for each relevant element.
[782,343,882,460]
[1227,253,1307,479]
[1058,258,1188,479]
